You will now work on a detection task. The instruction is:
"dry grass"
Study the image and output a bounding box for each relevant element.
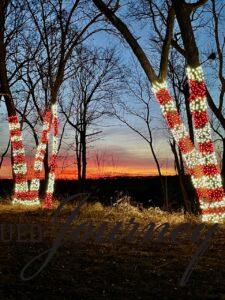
[0,200,225,299]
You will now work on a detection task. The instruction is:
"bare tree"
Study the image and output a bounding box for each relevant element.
[205,0,225,180]
[12,0,104,190]
[94,149,107,177]
[127,0,224,209]
[0,0,32,117]
[0,0,39,190]
[92,0,203,213]
[61,47,122,181]
[92,0,225,219]
[110,63,170,208]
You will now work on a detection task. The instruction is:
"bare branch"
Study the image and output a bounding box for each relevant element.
[159,7,175,81]
[93,0,158,83]
[187,0,208,11]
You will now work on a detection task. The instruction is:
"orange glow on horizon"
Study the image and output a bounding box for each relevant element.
[0,159,176,179]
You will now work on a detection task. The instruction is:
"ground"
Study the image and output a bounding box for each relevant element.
[0,200,225,300]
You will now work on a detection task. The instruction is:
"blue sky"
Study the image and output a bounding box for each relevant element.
[0,1,224,178]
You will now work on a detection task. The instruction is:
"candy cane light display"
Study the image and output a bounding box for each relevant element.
[29,109,52,204]
[152,82,207,202]
[7,71,224,219]
[43,103,59,209]
[9,111,52,205]
[8,115,30,205]
[153,82,225,222]
[152,70,225,222]
[187,66,225,222]
[8,104,58,207]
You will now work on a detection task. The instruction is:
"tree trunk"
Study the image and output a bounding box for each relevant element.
[170,139,192,213]
[43,144,49,194]
[0,48,16,116]
[222,138,225,187]
[0,16,18,185]
[81,130,87,181]
[149,143,168,209]
[178,147,185,175]
[172,0,200,67]
[75,133,82,180]
[183,78,194,143]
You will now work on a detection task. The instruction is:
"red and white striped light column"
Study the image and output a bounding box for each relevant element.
[152,81,201,170]
[152,81,222,222]
[8,116,30,205]
[8,108,58,207]
[187,66,225,222]
[43,103,59,209]
[29,109,52,203]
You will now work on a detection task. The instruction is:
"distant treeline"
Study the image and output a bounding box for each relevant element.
[0,176,196,211]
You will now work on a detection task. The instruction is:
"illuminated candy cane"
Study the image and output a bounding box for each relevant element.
[29,109,52,203]
[8,105,58,207]
[187,66,225,222]
[43,103,59,209]
[8,116,30,204]
[152,82,223,222]
[9,110,52,205]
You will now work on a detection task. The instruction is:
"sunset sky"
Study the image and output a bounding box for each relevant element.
[0,116,176,179]
[0,6,220,180]
[0,92,176,179]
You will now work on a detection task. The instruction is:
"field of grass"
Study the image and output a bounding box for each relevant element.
[0,200,225,299]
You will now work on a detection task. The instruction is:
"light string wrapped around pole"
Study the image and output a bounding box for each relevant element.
[152,82,205,185]
[9,109,52,205]
[152,78,225,223]
[8,107,57,206]
[29,109,52,203]
[152,82,221,221]
[186,66,225,222]
[8,116,29,204]
[43,103,59,209]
